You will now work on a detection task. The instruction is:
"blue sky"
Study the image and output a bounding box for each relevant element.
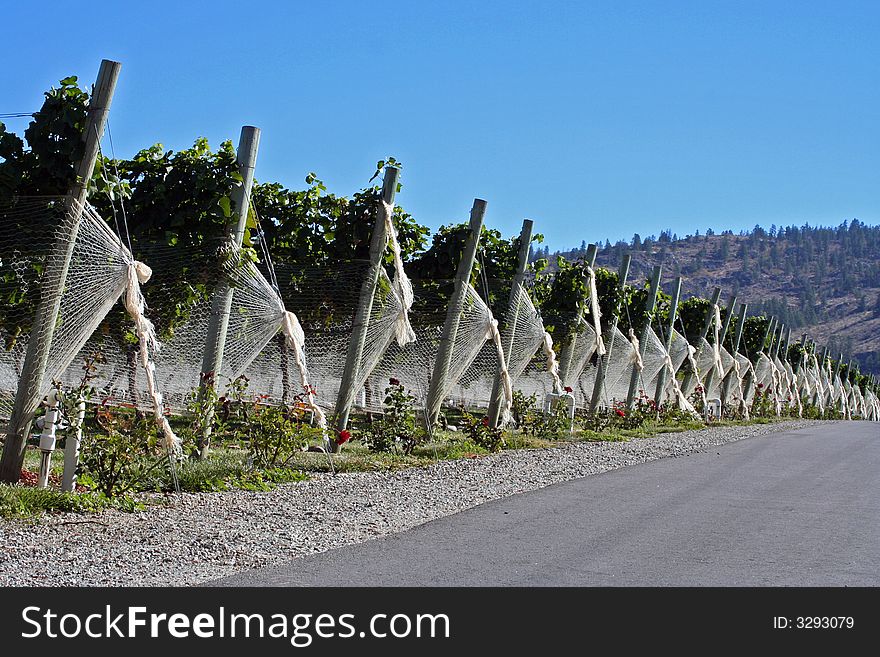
[2,0,878,251]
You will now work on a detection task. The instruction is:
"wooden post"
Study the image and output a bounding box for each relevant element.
[733,303,755,402]
[487,219,533,428]
[333,167,400,441]
[1,60,121,483]
[626,265,662,409]
[197,126,260,458]
[772,323,784,359]
[589,253,631,413]
[653,276,682,405]
[760,317,776,356]
[425,199,486,426]
[719,296,737,349]
[732,303,748,356]
[680,287,722,394]
[557,244,598,387]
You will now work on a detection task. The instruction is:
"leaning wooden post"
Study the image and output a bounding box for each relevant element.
[197,126,260,458]
[732,303,748,357]
[426,200,486,427]
[719,296,737,349]
[0,59,121,483]
[760,317,776,357]
[777,324,786,358]
[723,302,749,406]
[653,276,682,406]
[487,219,533,428]
[782,326,793,363]
[557,244,598,387]
[626,265,662,409]
[332,167,400,443]
[589,253,631,413]
[771,322,783,359]
[680,287,722,395]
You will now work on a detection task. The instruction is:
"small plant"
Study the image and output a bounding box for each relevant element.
[461,410,505,452]
[244,394,320,468]
[219,374,251,427]
[511,390,539,429]
[577,407,614,433]
[183,371,222,456]
[79,401,165,499]
[362,378,424,455]
[750,383,775,417]
[58,350,105,429]
[688,384,706,416]
[657,401,702,427]
[512,390,571,438]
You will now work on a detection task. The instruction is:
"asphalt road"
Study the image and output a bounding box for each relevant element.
[212,422,880,586]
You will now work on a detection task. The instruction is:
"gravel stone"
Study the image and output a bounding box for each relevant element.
[0,419,824,586]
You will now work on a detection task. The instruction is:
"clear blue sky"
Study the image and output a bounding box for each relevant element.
[3,0,878,251]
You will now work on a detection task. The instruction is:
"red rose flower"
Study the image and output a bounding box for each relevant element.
[337,429,352,445]
[564,386,573,393]
[615,409,625,417]
[757,383,764,389]
[481,417,490,426]
[389,377,400,386]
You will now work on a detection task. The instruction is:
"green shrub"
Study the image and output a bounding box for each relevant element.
[243,401,321,468]
[750,384,776,417]
[362,379,425,455]
[79,403,166,499]
[511,390,573,439]
[461,410,505,452]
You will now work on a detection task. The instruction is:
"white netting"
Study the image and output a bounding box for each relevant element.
[0,198,328,451]
[720,351,750,418]
[864,389,879,421]
[459,282,560,408]
[435,282,509,413]
[0,199,180,448]
[381,201,416,347]
[773,354,797,412]
[595,326,637,404]
[3,196,874,438]
[1,199,130,423]
[650,328,696,411]
[559,319,599,393]
[637,327,670,400]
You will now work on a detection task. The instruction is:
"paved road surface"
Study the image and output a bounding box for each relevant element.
[212,422,879,586]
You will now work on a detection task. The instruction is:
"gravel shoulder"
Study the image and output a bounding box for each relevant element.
[0,419,824,586]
